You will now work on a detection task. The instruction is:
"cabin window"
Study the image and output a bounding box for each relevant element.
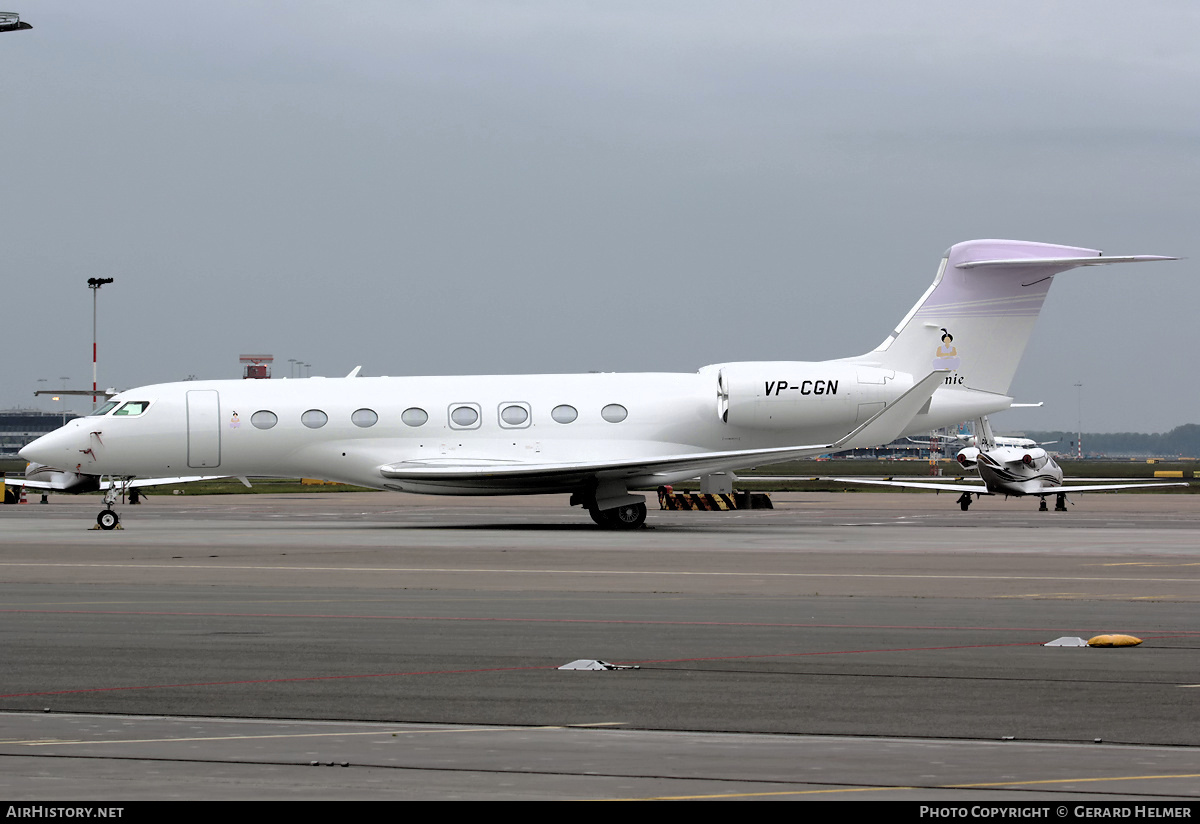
[301,409,328,429]
[499,403,530,428]
[351,408,378,428]
[251,410,278,430]
[551,404,578,424]
[401,407,428,427]
[89,401,119,416]
[601,404,628,423]
[449,404,480,429]
[113,401,150,416]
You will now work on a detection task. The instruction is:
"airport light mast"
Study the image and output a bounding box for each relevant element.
[88,277,114,405]
[1074,382,1083,460]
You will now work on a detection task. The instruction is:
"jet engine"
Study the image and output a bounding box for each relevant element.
[1019,448,1049,470]
[956,447,980,469]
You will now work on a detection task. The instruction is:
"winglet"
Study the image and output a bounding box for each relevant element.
[834,370,947,451]
[346,366,363,378]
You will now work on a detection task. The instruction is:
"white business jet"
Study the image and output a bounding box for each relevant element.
[825,416,1186,511]
[19,239,1175,529]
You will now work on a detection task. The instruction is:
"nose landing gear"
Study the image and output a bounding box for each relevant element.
[92,477,132,530]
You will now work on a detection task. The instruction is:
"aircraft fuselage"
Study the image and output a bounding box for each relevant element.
[973,446,1064,496]
[22,365,1009,494]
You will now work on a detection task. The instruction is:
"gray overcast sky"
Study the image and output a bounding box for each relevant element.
[2,2,1196,433]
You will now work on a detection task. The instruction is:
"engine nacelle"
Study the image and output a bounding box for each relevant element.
[956,447,980,469]
[1014,446,1049,470]
[715,362,911,431]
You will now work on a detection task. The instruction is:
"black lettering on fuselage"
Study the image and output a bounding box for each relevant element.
[798,379,839,396]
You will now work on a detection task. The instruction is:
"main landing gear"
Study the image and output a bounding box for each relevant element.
[573,484,649,530]
[588,501,648,529]
[957,492,973,512]
[1037,493,1070,512]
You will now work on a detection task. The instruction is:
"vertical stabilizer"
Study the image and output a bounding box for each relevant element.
[855,240,1173,395]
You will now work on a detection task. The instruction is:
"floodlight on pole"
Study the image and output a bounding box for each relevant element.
[88,278,114,405]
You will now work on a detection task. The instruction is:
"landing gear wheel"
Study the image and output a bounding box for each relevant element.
[957,492,972,512]
[609,502,647,529]
[588,507,613,526]
[97,509,119,530]
[1038,499,1049,512]
[1055,493,1068,512]
[588,502,647,529]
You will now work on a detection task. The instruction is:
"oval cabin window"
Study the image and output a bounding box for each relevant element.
[500,404,529,426]
[301,409,328,429]
[551,405,578,424]
[351,408,378,428]
[601,404,628,423]
[450,405,479,427]
[401,408,428,427]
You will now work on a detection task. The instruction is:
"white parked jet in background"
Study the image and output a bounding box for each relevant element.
[5,462,222,506]
[825,416,1186,511]
[19,239,1175,529]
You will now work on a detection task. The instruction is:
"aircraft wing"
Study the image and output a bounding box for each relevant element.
[106,476,226,490]
[382,370,949,485]
[3,477,77,492]
[1056,480,1189,493]
[777,476,991,495]
[4,473,224,492]
[793,478,1186,495]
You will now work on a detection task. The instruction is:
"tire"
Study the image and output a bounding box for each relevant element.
[609,502,647,529]
[97,509,119,530]
[588,507,613,526]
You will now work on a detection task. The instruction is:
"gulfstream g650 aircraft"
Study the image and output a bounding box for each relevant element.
[20,239,1174,529]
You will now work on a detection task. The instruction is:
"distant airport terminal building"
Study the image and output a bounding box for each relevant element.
[0,410,80,459]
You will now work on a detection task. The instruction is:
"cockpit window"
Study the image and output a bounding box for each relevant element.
[89,401,119,416]
[112,401,150,416]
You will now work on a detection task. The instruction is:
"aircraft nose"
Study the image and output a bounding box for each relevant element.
[19,422,88,467]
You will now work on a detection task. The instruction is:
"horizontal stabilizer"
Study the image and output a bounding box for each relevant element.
[956,255,1176,270]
